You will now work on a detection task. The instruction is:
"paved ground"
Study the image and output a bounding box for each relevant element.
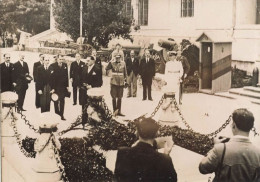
[1,49,260,182]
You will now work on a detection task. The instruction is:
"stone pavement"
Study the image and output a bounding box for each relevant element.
[1,50,260,182]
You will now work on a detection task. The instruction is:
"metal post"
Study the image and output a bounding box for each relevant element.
[80,0,83,45]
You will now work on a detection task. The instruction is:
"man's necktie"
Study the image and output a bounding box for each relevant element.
[7,63,9,67]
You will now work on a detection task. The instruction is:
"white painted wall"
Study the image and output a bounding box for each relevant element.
[236,0,257,25]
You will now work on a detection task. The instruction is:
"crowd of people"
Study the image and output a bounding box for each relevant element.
[1,44,260,182]
[0,43,189,120]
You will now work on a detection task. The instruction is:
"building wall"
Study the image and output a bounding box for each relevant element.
[131,0,260,75]
[236,0,257,25]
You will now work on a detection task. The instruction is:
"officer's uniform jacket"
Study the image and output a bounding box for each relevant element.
[106,61,127,86]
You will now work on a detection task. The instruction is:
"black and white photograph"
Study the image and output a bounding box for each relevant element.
[1,0,260,181]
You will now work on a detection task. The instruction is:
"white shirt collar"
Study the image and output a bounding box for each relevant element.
[232,135,249,139]
[88,64,94,73]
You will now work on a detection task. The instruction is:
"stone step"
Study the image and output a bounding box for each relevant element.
[215,91,260,105]
[243,86,260,93]
[229,88,260,100]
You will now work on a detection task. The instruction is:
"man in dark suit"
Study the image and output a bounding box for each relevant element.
[33,54,45,108]
[12,54,30,112]
[115,117,177,182]
[125,50,139,97]
[80,56,103,127]
[70,53,85,105]
[50,55,69,120]
[139,49,155,101]
[37,57,53,113]
[0,53,14,93]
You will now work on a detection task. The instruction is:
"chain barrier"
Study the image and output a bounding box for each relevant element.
[101,98,113,120]
[18,111,39,133]
[58,105,88,136]
[150,95,165,117]
[8,107,36,158]
[206,115,232,137]
[51,133,69,182]
[171,96,194,132]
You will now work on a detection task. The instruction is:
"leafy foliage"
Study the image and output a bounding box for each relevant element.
[0,0,50,35]
[53,0,132,47]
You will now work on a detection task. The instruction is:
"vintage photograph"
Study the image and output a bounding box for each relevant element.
[1,0,260,181]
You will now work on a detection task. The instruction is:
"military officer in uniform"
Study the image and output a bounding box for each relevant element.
[106,54,127,117]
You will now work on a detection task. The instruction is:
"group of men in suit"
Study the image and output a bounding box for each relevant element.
[1,53,30,112]
[33,54,69,120]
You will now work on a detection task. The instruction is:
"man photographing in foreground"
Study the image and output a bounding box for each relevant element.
[199,108,260,182]
[115,117,177,182]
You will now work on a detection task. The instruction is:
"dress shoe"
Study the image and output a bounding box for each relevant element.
[117,112,125,117]
[142,98,147,101]
[21,108,26,111]
[133,95,136,97]
[61,116,66,120]
[73,103,77,105]
[127,95,131,98]
[148,98,153,101]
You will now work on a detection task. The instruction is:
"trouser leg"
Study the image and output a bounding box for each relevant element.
[127,72,132,97]
[54,101,59,115]
[112,98,117,112]
[73,86,77,104]
[35,83,40,108]
[143,83,147,100]
[148,84,152,99]
[18,89,26,109]
[132,74,138,97]
[59,98,65,117]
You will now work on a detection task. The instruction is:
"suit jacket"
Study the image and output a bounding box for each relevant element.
[50,62,68,98]
[115,142,177,182]
[36,65,53,91]
[125,57,139,76]
[70,60,85,87]
[81,63,103,88]
[33,61,43,83]
[0,62,14,92]
[12,61,30,91]
[139,57,155,84]
[199,137,260,182]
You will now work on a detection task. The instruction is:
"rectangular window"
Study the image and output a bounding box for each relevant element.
[125,0,133,18]
[138,0,148,25]
[181,0,194,17]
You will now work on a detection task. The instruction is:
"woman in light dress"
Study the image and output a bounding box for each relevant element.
[159,51,183,124]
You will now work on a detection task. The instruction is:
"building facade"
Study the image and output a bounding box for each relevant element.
[129,0,260,75]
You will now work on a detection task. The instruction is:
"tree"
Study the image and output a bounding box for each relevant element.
[53,0,132,48]
[0,0,50,38]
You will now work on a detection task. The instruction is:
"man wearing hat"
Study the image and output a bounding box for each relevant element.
[199,108,260,182]
[115,117,177,181]
[106,54,127,116]
[33,53,45,109]
[12,54,30,112]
